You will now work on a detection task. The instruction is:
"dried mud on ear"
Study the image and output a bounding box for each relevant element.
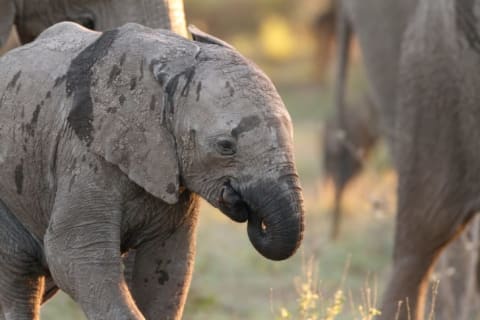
[6,71,21,90]
[66,29,119,146]
[14,160,23,195]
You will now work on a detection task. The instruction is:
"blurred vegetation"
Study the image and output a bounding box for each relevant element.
[185,0,338,87]
[40,0,399,319]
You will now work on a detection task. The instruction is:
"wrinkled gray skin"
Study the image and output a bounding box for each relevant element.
[0,22,304,319]
[0,0,188,47]
[322,95,378,240]
[380,0,480,319]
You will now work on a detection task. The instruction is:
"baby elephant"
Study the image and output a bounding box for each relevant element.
[0,22,304,319]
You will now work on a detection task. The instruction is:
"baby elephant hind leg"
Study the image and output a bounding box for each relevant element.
[0,201,46,320]
[379,185,477,320]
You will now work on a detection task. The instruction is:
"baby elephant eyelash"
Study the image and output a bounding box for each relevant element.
[216,139,236,156]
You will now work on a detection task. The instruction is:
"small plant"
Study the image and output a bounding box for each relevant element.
[325,289,345,320]
[275,257,382,320]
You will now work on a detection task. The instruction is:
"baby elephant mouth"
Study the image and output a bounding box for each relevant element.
[218,181,250,223]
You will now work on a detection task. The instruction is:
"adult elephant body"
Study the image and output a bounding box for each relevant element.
[0,0,188,46]
[382,1,480,319]
[0,22,304,319]
[337,0,417,141]
[324,0,418,238]
[331,1,480,319]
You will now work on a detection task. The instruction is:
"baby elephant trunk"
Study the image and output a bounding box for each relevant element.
[244,174,305,261]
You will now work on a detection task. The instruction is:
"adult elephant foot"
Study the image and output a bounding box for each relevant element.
[380,251,435,319]
[379,179,477,320]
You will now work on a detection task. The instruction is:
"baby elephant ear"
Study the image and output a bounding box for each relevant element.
[66,33,179,204]
[90,113,180,204]
[188,24,235,50]
[0,0,15,47]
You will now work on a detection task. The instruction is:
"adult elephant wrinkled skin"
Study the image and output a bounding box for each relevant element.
[379,0,480,319]
[0,22,304,319]
[0,0,188,46]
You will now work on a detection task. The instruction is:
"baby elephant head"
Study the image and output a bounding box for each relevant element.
[172,27,304,260]
[70,23,304,260]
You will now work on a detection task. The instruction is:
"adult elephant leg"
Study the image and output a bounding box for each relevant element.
[130,197,199,319]
[379,178,475,320]
[1,276,44,320]
[330,182,345,240]
[0,199,45,320]
[108,0,188,37]
[44,187,144,320]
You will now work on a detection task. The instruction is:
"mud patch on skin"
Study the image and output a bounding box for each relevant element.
[108,65,122,86]
[155,260,170,285]
[164,66,196,116]
[225,81,234,96]
[149,95,156,111]
[166,183,176,194]
[157,270,170,285]
[7,71,21,90]
[119,53,127,66]
[165,66,195,101]
[196,81,202,101]
[118,95,126,105]
[25,104,41,137]
[14,160,24,194]
[130,77,137,90]
[139,59,145,81]
[66,29,119,146]
[180,67,196,97]
[150,58,166,84]
[231,115,261,138]
[53,74,67,88]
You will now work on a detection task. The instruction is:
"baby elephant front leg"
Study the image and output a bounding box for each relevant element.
[130,212,198,319]
[44,190,144,320]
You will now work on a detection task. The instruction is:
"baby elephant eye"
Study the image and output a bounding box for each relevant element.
[216,139,237,156]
